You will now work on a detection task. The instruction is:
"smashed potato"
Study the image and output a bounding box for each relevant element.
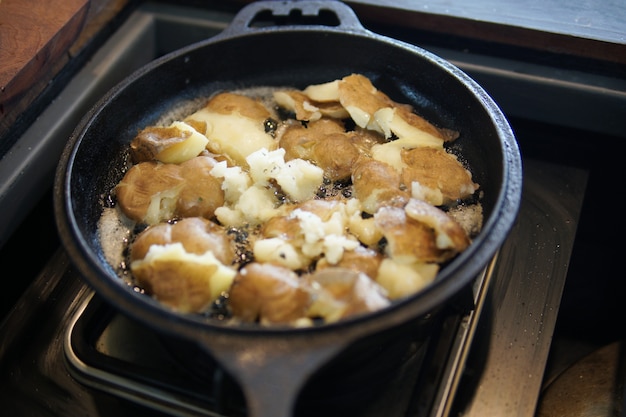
[130,218,237,313]
[130,121,209,164]
[102,73,483,326]
[116,156,224,225]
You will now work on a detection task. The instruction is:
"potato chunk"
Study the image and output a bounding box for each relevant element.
[280,119,362,181]
[185,92,277,167]
[351,158,409,214]
[401,147,479,205]
[229,262,313,324]
[116,161,184,224]
[130,121,209,164]
[176,156,225,219]
[115,156,224,225]
[305,268,390,323]
[374,199,470,264]
[130,218,237,313]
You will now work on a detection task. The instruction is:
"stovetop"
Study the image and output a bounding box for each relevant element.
[0,155,587,416]
[1,1,624,416]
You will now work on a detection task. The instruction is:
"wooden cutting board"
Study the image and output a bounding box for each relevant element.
[0,0,90,140]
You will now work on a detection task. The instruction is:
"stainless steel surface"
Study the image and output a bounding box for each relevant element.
[454,159,588,416]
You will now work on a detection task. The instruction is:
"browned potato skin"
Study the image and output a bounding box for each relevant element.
[316,245,383,280]
[277,90,320,121]
[278,122,317,161]
[279,119,348,160]
[229,262,312,324]
[374,206,443,263]
[374,202,470,264]
[130,217,235,265]
[177,156,224,219]
[280,118,361,181]
[279,118,387,183]
[135,257,220,313]
[309,133,361,182]
[259,199,344,246]
[338,74,455,141]
[115,156,225,224]
[115,161,184,222]
[130,120,210,164]
[401,147,478,203]
[260,215,301,240]
[296,199,343,220]
[338,73,394,117]
[352,158,410,214]
[405,198,471,254]
[205,92,272,120]
[130,125,186,163]
[129,217,236,313]
[305,267,390,319]
[392,101,449,140]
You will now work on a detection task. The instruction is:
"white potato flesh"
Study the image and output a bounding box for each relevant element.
[187,108,276,167]
[376,258,439,300]
[302,80,341,102]
[156,121,209,164]
[131,242,236,313]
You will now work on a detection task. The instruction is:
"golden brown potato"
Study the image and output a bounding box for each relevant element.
[401,147,479,204]
[374,199,470,264]
[305,267,390,322]
[274,90,323,122]
[273,90,349,121]
[279,118,345,160]
[309,132,361,182]
[279,118,361,181]
[115,161,184,224]
[129,217,237,313]
[316,245,383,280]
[115,156,225,225]
[185,92,277,167]
[176,156,225,219]
[337,73,395,129]
[130,121,209,164]
[404,198,470,255]
[205,92,272,120]
[260,213,302,241]
[374,205,442,264]
[228,262,312,324]
[351,158,410,214]
[337,73,455,144]
[295,199,344,221]
[130,217,235,264]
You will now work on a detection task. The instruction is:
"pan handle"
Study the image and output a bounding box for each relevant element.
[217,0,369,39]
[195,330,350,417]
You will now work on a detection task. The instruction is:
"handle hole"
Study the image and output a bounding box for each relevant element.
[249,8,340,28]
